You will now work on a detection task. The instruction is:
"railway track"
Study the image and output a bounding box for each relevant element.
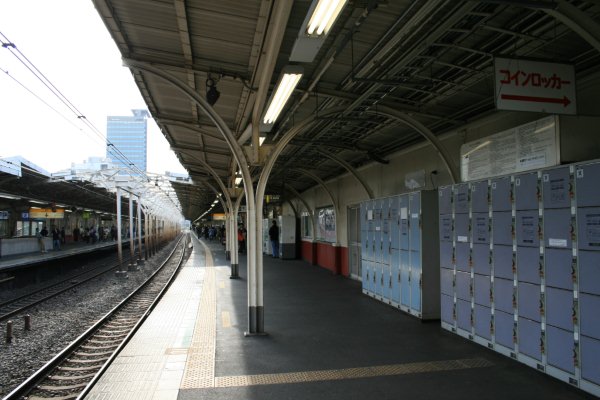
[0,245,145,323]
[1,234,188,400]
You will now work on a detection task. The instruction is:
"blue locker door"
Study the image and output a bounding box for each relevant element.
[492,211,513,246]
[440,241,454,270]
[454,183,469,214]
[517,282,541,322]
[368,261,376,294]
[491,177,512,212]
[579,250,600,296]
[546,287,574,332]
[439,215,453,242]
[439,186,453,215]
[455,242,470,272]
[399,195,409,250]
[516,246,541,285]
[455,271,471,301]
[360,202,367,232]
[581,335,600,385]
[472,213,490,244]
[515,172,539,211]
[546,325,575,374]
[516,210,540,248]
[580,293,600,340]
[441,267,454,296]
[455,213,470,246]
[375,263,383,297]
[390,196,400,250]
[495,310,515,349]
[409,192,421,252]
[441,294,454,324]
[474,304,492,340]
[544,208,572,250]
[542,166,571,209]
[456,299,472,331]
[518,317,542,360]
[400,250,410,307]
[471,180,489,213]
[410,251,421,311]
[382,199,390,264]
[545,248,573,290]
[381,265,391,301]
[364,261,371,292]
[391,249,400,303]
[374,200,382,263]
[494,278,514,314]
[575,162,600,208]
[474,274,491,307]
[472,243,491,276]
[493,245,514,280]
[577,207,600,251]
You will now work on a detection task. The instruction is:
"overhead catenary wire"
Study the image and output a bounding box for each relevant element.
[0,31,150,181]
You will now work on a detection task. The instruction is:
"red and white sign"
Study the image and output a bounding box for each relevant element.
[494,57,576,115]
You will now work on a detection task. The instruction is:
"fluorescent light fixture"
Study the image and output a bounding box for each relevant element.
[30,206,41,209]
[259,134,266,146]
[0,193,21,200]
[235,176,243,185]
[307,0,348,36]
[65,209,73,213]
[262,66,303,129]
[29,200,46,205]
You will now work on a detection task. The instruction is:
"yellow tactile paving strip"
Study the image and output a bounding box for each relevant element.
[213,357,493,388]
[180,240,217,389]
[180,240,494,390]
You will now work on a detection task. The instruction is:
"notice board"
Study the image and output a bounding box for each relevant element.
[460,115,559,182]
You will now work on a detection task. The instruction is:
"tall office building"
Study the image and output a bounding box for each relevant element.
[106,109,150,174]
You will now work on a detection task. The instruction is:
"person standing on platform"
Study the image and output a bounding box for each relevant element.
[36,228,46,253]
[52,228,61,250]
[60,227,66,244]
[269,219,279,258]
[238,225,246,253]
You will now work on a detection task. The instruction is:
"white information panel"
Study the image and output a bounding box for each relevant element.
[494,57,576,115]
[460,115,559,182]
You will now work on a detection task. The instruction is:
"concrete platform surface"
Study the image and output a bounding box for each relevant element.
[85,235,596,400]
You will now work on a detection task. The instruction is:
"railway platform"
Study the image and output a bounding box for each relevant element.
[84,235,593,400]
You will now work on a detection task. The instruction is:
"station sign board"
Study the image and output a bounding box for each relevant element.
[29,208,65,219]
[212,213,226,221]
[494,57,576,115]
[0,211,9,220]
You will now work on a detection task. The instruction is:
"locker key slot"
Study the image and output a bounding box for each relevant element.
[540,331,546,355]
[538,257,544,278]
[512,290,517,309]
[539,293,545,317]
[513,323,518,344]
[573,341,579,368]
[571,259,577,283]
[572,299,578,324]
[490,315,494,335]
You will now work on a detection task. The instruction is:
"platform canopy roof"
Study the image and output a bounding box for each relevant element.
[92,0,600,221]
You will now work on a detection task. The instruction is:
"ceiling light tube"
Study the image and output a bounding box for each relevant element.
[262,66,303,127]
[306,0,348,36]
[235,176,243,185]
[0,193,21,200]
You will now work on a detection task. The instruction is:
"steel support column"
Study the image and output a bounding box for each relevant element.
[128,196,137,270]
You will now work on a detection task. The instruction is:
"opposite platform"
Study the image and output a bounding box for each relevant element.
[86,235,595,400]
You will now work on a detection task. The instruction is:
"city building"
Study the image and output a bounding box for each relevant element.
[106,109,150,174]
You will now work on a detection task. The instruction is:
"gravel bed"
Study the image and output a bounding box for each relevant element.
[0,239,182,397]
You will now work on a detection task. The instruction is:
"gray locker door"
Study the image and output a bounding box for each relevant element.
[441,294,454,324]
[493,245,514,280]
[577,207,600,251]
[581,335,600,385]
[472,244,491,276]
[438,186,453,215]
[546,325,575,374]
[391,249,400,304]
[545,248,573,290]
[471,180,489,213]
[472,213,490,244]
[544,208,572,249]
[456,299,472,331]
[494,277,514,313]
[517,282,541,322]
[542,166,571,209]
[518,317,542,361]
[516,246,541,285]
[439,215,453,242]
[546,287,574,332]
[474,304,492,340]
[454,183,469,214]
[454,214,470,244]
[441,267,454,296]
[440,241,454,270]
[579,250,600,296]
[400,251,410,306]
[495,310,515,349]
[515,172,539,211]
[516,210,540,247]
[361,259,369,288]
[455,271,471,301]
[575,162,600,208]
[492,211,513,246]
[400,195,410,250]
[580,293,600,340]
[491,177,512,211]
[455,242,470,272]
[474,274,491,307]
[409,212,421,252]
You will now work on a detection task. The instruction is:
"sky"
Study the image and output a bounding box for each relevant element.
[0,0,187,175]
